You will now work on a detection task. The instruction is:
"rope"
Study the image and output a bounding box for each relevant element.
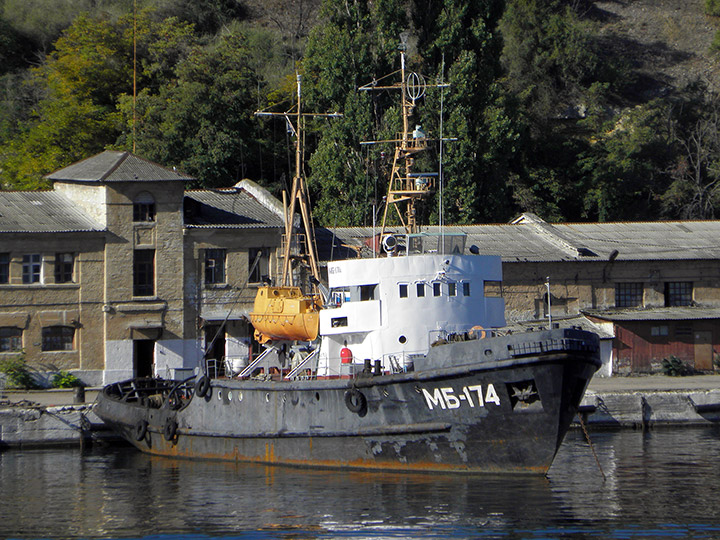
[577,412,606,482]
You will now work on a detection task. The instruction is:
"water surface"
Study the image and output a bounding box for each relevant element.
[1,427,720,539]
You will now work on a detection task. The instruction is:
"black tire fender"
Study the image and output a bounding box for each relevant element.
[344,388,367,414]
[195,376,211,398]
[134,419,148,441]
[163,418,177,441]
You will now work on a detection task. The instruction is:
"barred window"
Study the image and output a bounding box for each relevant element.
[616,283,643,308]
[204,249,226,285]
[665,282,692,307]
[133,192,156,222]
[0,253,8,283]
[54,253,74,283]
[0,327,22,352]
[42,326,74,351]
[22,254,41,283]
[133,249,155,296]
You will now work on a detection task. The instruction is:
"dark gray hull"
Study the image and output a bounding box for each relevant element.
[95,328,600,474]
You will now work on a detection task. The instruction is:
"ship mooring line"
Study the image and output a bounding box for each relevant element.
[577,412,606,482]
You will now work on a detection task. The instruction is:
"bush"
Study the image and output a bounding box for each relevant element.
[661,355,693,377]
[0,354,40,389]
[707,0,720,16]
[51,370,82,389]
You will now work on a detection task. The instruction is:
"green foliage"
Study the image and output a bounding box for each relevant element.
[51,370,82,388]
[661,355,693,377]
[0,353,40,389]
[706,0,720,17]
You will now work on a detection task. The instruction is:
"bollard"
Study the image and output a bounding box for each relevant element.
[74,386,86,404]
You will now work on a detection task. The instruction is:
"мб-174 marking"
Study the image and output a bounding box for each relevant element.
[421,384,501,410]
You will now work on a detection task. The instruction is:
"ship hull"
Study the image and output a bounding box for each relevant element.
[95,330,600,474]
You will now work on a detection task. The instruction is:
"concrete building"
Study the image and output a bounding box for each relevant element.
[0,151,283,386]
[322,215,720,375]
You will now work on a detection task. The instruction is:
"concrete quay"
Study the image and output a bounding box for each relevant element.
[1,375,720,449]
[578,375,720,429]
[0,388,115,449]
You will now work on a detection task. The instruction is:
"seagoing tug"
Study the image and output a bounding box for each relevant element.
[95,47,600,474]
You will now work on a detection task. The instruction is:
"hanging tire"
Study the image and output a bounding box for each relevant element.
[163,418,177,441]
[133,419,148,441]
[344,388,367,414]
[195,376,211,398]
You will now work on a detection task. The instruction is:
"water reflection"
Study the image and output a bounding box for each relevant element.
[1,427,720,539]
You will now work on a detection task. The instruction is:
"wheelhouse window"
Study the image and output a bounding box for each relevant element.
[0,253,8,283]
[462,282,471,297]
[22,254,41,284]
[398,283,408,298]
[665,282,692,307]
[204,249,226,285]
[416,282,425,298]
[42,326,74,351]
[54,253,74,283]
[448,282,457,297]
[133,249,155,296]
[133,192,156,222]
[616,282,643,308]
[0,327,22,352]
[433,282,441,297]
[360,284,377,301]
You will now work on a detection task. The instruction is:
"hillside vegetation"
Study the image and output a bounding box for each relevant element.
[1,0,720,225]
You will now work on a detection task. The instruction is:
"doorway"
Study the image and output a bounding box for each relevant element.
[134,340,155,378]
[205,323,226,377]
[694,331,713,371]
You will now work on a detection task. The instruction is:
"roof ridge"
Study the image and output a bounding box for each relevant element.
[101,151,129,181]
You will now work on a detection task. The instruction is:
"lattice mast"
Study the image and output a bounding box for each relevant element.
[360,47,448,235]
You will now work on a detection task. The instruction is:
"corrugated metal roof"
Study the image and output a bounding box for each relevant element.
[0,191,103,233]
[322,219,720,262]
[583,307,720,321]
[45,151,194,183]
[184,188,284,229]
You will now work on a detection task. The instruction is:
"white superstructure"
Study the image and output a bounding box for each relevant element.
[317,232,505,376]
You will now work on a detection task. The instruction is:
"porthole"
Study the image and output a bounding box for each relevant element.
[237,391,243,402]
[265,392,270,403]
[399,335,407,344]
[228,391,233,401]
[217,389,223,401]
[315,392,320,401]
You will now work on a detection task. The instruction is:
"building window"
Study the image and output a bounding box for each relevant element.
[0,253,8,284]
[42,326,74,351]
[433,282,441,297]
[248,248,268,283]
[134,249,155,296]
[665,282,692,307]
[204,249,226,285]
[54,253,74,283]
[651,326,669,337]
[0,327,22,352]
[399,283,408,298]
[22,254,42,284]
[616,282,643,308]
[416,283,425,298]
[133,192,156,222]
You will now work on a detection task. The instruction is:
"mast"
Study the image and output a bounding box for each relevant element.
[360,45,449,236]
[255,74,340,289]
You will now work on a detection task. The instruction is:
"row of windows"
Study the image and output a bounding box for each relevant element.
[0,253,75,285]
[398,281,472,299]
[0,326,74,352]
[615,282,693,308]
